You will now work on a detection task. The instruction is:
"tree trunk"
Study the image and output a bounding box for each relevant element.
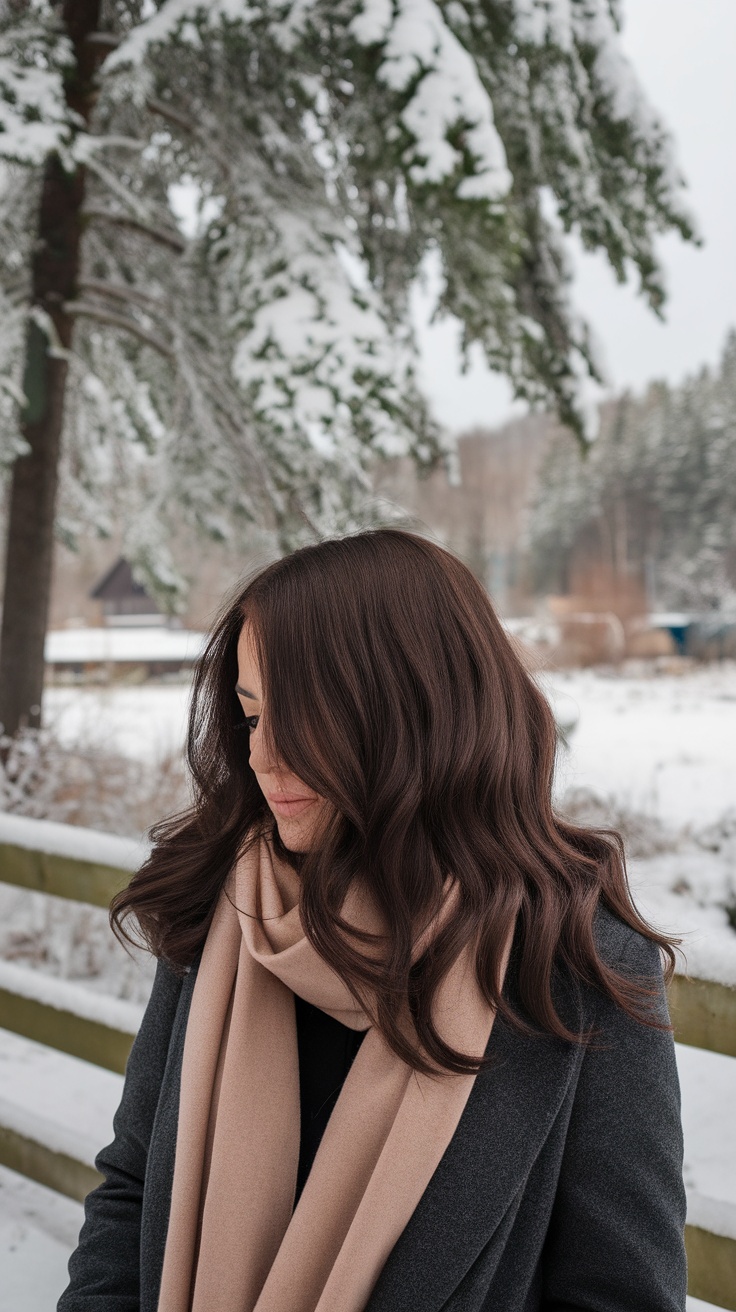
[0,0,103,736]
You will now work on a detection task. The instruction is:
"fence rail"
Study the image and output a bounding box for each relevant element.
[668,972,736,1060]
[0,956,141,1074]
[0,837,127,907]
[0,1094,101,1203]
[0,819,735,1309]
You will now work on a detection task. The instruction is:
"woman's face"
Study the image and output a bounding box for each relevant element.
[236,622,334,853]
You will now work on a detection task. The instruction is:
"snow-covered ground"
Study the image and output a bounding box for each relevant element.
[45,626,205,668]
[546,662,736,830]
[45,682,191,766]
[543,663,736,987]
[1,661,735,1308]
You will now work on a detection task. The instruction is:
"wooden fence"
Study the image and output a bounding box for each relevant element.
[0,817,734,1309]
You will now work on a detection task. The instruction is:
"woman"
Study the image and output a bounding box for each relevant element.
[59,528,686,1312]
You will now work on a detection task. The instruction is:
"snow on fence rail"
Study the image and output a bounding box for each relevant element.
[0,815,735,1306]
[0,958,144,1074]
[0,1094,101,1204]
[0,811,149,907]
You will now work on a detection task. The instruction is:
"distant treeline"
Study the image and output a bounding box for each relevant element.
[529,331,736,611]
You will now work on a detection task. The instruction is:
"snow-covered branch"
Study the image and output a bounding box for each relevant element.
[83,32,122,50]
[0,8,76,165]
[82,207,186,253]
[63,301,175,360]
[0,0,700,592]
[78,280,171,315]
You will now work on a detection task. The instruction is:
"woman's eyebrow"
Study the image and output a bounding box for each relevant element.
[235,684,258,700]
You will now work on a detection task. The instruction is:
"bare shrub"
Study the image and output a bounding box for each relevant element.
[0,883,156,1002]
[558,786,678,860]
[0,725,188,839]
[0,726,187,998]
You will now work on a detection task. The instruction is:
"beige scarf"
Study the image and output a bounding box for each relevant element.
[157,831,510,1312]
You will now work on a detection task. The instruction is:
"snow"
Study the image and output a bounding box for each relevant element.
[0,1167,85,1312]
[0,960,144,1034]
[44,682,191,766]
[107,0,260,70]
[0,1094,101,1170]
[351,0,511,199]
[627,848,736,989]
[0,883,156,1006]
[45,626,206,665]
[0,1030,123,1154]
[677,1040,736,1237]
[546,664,736,831]
[513,0,573,50]
[227,200,425,478]
[540,664,736,985]
[0,12,74,166]
[0,1033,123,1308]
[686,1189,736,1243]
[514,0,654,131]
[0,811,148,872]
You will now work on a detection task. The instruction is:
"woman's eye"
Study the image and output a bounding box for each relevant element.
[245,715,260,734]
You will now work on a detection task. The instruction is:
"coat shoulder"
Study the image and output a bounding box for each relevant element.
[592,900,664,973]
[590,901,672,1035]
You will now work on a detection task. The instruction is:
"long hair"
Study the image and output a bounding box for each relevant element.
[111,528,677,1075]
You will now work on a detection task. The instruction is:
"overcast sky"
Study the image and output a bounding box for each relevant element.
[415,0,736,433]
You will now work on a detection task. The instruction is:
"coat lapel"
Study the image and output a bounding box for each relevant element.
[364,981,584,1312]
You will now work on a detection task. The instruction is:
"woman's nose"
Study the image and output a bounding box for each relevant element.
[248,721,278,774]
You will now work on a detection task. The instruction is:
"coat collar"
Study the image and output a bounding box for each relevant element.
[363,962,585,1312]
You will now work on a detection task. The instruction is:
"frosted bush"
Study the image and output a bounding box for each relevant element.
[0,724,187,838]
[0,883,155,1004]
[559,785,678,860]
[0,725,185,1000]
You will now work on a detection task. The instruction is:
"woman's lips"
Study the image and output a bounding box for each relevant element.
[266,794,317,818]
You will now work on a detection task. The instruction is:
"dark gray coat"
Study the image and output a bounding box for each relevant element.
[58,908,687,1311]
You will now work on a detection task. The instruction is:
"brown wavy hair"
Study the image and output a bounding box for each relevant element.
[111,528,677,1075]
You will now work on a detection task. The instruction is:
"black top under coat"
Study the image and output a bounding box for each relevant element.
[294,993,368,1207]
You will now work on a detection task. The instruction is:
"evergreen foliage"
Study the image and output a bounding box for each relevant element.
[0,0,697,605]
[530,331,736,611]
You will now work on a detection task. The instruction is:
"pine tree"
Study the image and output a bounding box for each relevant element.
[0,0,697,731]
[529,331,736,612]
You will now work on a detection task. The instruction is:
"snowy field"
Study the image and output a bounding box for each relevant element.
[1,661,735,1309]
[546,663,736,830]
[544,664,736,987]
[45,681,192,768]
